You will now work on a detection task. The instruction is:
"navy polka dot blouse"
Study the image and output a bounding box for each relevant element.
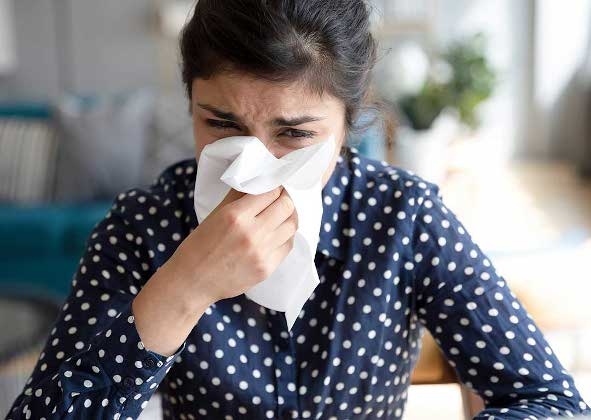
[7,146,590,419]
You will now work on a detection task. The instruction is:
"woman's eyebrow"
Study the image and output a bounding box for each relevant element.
[197,103,239,122]
[273,115,326,127]
[197,103,326,126]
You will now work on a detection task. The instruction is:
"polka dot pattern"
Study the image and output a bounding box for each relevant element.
[7,147,590,419]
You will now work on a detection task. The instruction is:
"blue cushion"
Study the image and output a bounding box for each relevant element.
[0,256,82,301]
[0,202,113,300]
[0,102,52,119]
[0,202,112,258]
[0,206,65,258]
[61,203,114,255]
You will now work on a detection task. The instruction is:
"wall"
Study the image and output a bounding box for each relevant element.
[0,0,163,101]
[532,0,591,165]
[0,0,61,100]
[0,0,17,74]
[434,0,535,163]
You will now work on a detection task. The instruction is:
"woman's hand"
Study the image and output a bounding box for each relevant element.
[167,186,299,310]
[132,186,297,356]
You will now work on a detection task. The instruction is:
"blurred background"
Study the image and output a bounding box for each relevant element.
[0,0,590,418]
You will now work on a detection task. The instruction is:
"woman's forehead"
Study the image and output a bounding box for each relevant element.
[191,74,343,119]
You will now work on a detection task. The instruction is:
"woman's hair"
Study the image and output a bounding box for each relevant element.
[179,0,395,154]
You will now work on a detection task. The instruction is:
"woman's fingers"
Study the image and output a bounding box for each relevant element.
[263,210,299,250]
[230,186,284,218]
[213,184,298,255]
[183,184,300,302]
[256,188,297,230]
[211,188,247,214]
[266,234,296,271]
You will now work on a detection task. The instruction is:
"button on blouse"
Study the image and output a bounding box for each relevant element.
[7,147,590,419]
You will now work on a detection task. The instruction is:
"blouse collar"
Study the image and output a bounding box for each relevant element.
[316,149,352,262]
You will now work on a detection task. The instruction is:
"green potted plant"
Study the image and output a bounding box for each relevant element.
[391,33,497,183]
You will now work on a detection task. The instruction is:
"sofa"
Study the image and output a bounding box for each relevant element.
[0,201,112,301]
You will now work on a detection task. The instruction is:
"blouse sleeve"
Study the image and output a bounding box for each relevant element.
[6,189,187,420]
[409,182,590,419]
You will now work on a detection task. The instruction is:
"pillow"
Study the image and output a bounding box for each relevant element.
[142,91,194,185]
[53,89,155,202]
[0,118,58,204]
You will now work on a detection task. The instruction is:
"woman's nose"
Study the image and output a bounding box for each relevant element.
[250,134,284,159]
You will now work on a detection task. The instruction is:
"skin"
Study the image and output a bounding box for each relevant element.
[132,71,348,356]
[191,72,347,187]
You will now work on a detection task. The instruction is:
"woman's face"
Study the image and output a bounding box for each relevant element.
[191,72,347,188]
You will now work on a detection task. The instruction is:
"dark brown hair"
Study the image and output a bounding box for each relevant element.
[179,0,395,155]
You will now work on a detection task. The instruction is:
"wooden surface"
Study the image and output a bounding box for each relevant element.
[410,331,456,385]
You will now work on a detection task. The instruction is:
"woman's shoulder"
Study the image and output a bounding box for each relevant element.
[144,157,198,200]
[341,146,442,210]
[322,146,447,262]
[113,157,197,208]
[105,157,198,234]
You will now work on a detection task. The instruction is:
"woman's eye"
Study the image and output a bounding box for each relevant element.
[206,119,315,140]
[281,129,315,139]
[206,119,240,130]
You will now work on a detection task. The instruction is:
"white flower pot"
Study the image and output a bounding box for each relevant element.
[391,111,459,185]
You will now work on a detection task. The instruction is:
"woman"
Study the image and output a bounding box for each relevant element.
[7,1,590,419]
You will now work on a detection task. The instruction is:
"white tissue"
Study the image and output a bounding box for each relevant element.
[193,135,336,331]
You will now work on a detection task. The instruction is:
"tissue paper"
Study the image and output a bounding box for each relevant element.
[194,135,336,330]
